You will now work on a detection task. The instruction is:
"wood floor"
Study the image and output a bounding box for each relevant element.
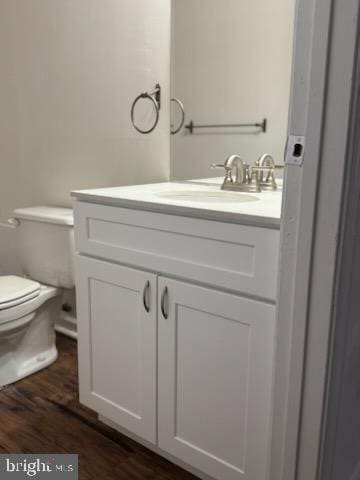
[0,334,198,480]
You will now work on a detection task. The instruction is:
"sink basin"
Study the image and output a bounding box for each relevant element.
[156,190,259,203]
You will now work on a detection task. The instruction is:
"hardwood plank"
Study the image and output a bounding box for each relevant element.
[0,334,198,480]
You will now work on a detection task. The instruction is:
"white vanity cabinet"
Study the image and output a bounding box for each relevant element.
[75,256,157,443]
[74,200,279,480]
[157,277,275,480]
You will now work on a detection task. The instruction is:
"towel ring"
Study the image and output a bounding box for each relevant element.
[131,84,161,134]
[170,97,185,135]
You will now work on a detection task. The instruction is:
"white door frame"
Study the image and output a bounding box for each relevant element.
[272,0,360,479]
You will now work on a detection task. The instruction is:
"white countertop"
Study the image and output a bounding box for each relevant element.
[72,178,283,229]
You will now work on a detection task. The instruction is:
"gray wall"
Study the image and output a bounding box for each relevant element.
[0,0,170,274]
[171,0,294,180]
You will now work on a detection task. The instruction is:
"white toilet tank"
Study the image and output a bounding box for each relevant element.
[13,206,74,289]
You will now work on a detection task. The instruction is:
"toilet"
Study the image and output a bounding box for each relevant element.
[0,206,74,387]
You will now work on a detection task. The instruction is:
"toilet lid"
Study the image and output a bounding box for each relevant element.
[0,276,41,310]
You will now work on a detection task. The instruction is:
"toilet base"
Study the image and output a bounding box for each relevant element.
[0,286,61,388]
[15,344,58,386]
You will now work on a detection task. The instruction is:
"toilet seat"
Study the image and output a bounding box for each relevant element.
[0,284,58,326]
[0,276,40,311]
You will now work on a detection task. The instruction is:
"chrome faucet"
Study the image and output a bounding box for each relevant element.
[224,154,246,184]
[257,153,275,169]
[254,153,277,190]
[211,154,260,192]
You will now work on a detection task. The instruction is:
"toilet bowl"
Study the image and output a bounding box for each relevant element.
[0,207,74,387]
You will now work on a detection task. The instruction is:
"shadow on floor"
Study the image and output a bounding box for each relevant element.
[0,334,197,480]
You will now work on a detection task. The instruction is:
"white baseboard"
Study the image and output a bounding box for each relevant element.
[55,313,77,340]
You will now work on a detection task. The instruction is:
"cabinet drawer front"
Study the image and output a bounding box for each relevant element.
[75,255,157,444]
[158,278,275,480]
[74,201,279,300]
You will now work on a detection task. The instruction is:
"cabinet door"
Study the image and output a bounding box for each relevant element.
[75,255,157,444]
[158,278,275,480]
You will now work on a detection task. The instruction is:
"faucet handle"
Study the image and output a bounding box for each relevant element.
[253,156,280,190]
[211,163,234,184]
[211,163,226,169]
